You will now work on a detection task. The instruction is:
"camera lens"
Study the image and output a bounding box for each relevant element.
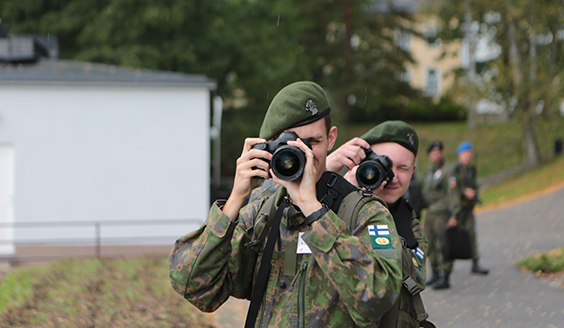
[271,146,305,181]
[357,162,383,189]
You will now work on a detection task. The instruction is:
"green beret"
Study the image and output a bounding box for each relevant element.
[360,120,419,156]
[259,81,331,140]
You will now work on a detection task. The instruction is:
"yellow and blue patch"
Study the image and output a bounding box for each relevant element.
[368,225,392,249]
[411,247,424,270]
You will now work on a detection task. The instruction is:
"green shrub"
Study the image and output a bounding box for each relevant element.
[517,248,564,273]
[349,96,466,123]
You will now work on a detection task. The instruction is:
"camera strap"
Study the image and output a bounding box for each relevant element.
[244,200,290,328]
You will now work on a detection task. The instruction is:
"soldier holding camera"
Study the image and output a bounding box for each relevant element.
[326,121,430,326]
[169,81,404,327]
[327,121,427,260]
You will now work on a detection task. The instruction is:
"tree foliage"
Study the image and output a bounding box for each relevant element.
[1,0,432,174]
[429,0,564,165]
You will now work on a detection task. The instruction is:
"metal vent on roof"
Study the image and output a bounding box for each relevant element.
[0,34,59,64]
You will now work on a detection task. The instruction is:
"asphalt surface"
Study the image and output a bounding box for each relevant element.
[421,185,564,328]
[205,185,564,328]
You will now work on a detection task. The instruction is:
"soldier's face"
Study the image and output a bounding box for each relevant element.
[428,148,444,163]
[289,119,337,182]
[369,142,416,205]
[459,150,473,165]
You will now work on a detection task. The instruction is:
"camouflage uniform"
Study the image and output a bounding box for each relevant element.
[451,160,480,263]
[170,184,403,327]
[421,161,458,277]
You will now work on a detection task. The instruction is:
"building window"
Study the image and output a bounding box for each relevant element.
[425,25,442,47]
[395,69,411,83]
[395,30,411,51]
[425,68,439,97]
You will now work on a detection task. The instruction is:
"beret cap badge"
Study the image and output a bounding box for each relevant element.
[407,133,415,146]
[305,99,318,116]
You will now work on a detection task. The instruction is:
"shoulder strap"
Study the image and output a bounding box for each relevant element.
[393,197,418,249]
[244,200,290,328]
[336,189,383,232]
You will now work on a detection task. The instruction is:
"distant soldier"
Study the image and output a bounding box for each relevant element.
[448,141,489,277]
[420,141,457,289]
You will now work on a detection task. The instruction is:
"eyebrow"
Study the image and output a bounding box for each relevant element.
[306,135,324,143]
[397,164,412,169]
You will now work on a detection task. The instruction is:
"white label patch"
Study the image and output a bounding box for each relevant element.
[297,232,312,254]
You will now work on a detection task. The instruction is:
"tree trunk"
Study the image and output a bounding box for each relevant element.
[523,2,540,166]
[464,0,478,129]
[523,110,540,166]
[506,0,540,166]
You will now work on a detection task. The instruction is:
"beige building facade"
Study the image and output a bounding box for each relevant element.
[397,15,465,100]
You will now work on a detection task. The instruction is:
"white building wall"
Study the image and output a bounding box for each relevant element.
[0,85,210,246]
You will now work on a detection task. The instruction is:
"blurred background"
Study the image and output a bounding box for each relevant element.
[1,0,564,260]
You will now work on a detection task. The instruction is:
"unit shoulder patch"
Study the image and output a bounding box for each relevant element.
[368,225,393,249]
[448,176,457,188]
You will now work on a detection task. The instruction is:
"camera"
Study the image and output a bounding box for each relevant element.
[252,131,312,181]
[356,147,394,190]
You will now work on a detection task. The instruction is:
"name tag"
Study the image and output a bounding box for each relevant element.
[297,232,312,254]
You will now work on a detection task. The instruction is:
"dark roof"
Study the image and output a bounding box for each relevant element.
[0,58,216,89]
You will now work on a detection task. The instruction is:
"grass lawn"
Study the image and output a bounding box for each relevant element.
[0,256,214,328]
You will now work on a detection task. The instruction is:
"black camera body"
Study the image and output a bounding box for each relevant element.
[252,131,312,181]
[356,147,394,190]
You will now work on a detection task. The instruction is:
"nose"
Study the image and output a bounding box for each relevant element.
[390,169,400,184]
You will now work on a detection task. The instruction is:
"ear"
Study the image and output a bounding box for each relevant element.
[327,126,338,152]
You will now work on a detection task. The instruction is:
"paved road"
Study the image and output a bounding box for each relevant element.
[422,186,564,328]
[205,185,564,328]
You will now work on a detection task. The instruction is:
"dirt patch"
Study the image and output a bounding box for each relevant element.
[538,271,564,289]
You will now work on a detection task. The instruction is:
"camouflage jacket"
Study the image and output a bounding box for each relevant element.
[170,185,403,328]
[451,160,479,212]
[421,161,459,216]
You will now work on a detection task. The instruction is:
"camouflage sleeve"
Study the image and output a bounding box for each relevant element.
[446,166,461,219]
[411,217,428,288]
[169,200,258,312]
[300,200,403,326]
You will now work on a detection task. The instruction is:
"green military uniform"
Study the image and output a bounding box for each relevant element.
[170,185,402,327]
[169,81,404,327]
[421,160,458,281]
[451,160,480,263]
[359,120,428,288]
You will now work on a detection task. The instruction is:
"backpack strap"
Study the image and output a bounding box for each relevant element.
[336,189,384,232]
[244,200,291,328]
[316,171,358,210]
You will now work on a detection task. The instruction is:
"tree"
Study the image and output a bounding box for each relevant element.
[429,0,564,166]
[292,0,421,125]
[1,0,424,173]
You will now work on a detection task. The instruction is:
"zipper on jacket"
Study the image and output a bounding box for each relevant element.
[295,261,308,328]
